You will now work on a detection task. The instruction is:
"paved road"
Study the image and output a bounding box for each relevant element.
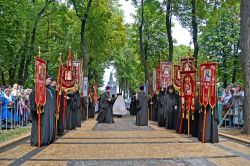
[0,116,250,166]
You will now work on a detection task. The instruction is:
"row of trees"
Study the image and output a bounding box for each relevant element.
[0,0,126,87]
[0,0,248,132]
[124,0,241,89]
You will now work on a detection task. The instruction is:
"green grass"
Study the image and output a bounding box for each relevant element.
[0,125,31,143]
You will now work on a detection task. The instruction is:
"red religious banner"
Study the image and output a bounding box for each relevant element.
[156,66,161,92]
[180,70,196,113]
[181,57,195,71]
[62,50,74,88]
[149,72,153,96]
[73,61,80,86]
[174,65,181,89]
[93,83,98,104]
[35,57,46,106]
[34,56,46,148]
[62,67,74,88]
[200,63,217,108]
[199,62,217,144]
[160,62,172,88]
[179,70,196,136]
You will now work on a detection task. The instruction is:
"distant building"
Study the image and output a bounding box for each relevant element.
[107,72,117,97]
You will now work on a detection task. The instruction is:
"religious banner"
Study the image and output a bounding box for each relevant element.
[179,70,196,136]
[35,57,46,106]
[149,72,153,96]
[62,50,74,88]
[153,69,156,92]
[181,57,195,71]
[199,62,217,144]
[180,70,196,113]
[156,66,161,92]
[73,60,81,86]
[83,77,88,97]
[173,65,181,89]
[93,83,98,104]
[160,62,172,88]
[34,56,46,148]
[79,61,84,93]
[200,62,217,108]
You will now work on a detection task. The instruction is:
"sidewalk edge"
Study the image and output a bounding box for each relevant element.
[219,132,250,144]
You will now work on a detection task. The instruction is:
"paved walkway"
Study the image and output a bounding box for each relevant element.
[0,116,250,166]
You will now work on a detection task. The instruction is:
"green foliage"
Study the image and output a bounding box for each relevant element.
[199,0,241,86]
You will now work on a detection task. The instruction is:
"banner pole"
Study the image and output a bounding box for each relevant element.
[38,105,41,148]
[188,110,190,136]
[202,105,207,144]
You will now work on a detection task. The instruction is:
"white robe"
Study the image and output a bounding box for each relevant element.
[113,96,128,116]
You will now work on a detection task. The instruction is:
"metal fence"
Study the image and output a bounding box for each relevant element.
[0,96,31,131]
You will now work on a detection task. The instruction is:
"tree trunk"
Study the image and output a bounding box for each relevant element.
[23,0,52,85]
[191,0,199,64]
[1,71,5,86]
[165,0,173,62]
[222,51,228,88]
[240,0,250,134]
[139,0,149,83]
[81,0,92,78]
[18,26,30,85]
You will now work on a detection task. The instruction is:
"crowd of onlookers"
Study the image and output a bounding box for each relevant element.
[218,84,244,127]
[0,84,32,130]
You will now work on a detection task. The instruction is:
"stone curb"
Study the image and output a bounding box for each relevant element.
[0,132,31,149]
[219,132,250,144]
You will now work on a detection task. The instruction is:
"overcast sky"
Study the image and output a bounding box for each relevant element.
[102,0,192,89]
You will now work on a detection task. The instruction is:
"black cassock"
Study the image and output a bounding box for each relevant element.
[152,94,158,122]
[130,95,137,116]
[198,105,219,143]
[96,92,113,123]
[165,93,177,130]
[174,94,181,133]
[136,92,148,126]
[47,86,56,141]
[30,87,55,146]
[57,94,65,135]
[88,97,95,118]
[81,97,87,120]
[66,93,77,130]
[191,96,201,137]
[158,93,166,127]
[148,96,153,120]
[75,91,82,127]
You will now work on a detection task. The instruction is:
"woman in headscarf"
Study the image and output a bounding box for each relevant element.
[1,88,15,129]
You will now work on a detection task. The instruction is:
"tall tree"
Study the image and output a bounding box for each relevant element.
[23,0,55,85]
[165,0,173,62]
[191,0,199,61]
[139,0,149,83]
[240,0,250,134]
[72,0,93,78]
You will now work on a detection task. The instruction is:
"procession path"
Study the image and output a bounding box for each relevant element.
[1,115,250,166]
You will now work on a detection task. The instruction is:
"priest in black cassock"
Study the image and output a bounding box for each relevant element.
[130,92,137,115]
[96,86,113,123]
[152,93,158,122]
[30,76,56,146]
[88,92,95,118]
[191,88,201,137]
[136,85,148,126]
[165,85,178,129]
[158,88,166,127]
[198,104,219,143]
[174,92,181,133]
